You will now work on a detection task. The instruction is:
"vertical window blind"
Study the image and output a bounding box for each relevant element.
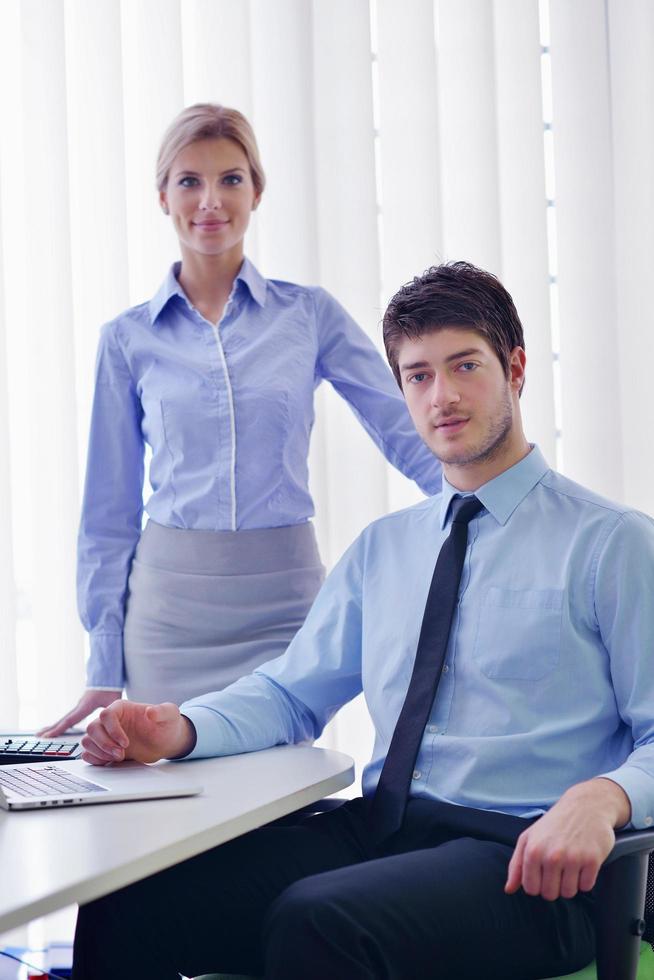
[0,0,651,759]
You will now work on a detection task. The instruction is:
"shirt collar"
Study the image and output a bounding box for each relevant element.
[438,445,550,529]
[148,256,267,324]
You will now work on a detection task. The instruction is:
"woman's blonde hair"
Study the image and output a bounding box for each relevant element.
[156,103,265,195]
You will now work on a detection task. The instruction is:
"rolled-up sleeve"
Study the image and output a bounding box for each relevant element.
[314,288,441,497]
[77,322,144,689]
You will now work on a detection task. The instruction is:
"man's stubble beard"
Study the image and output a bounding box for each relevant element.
[432,387,514,468]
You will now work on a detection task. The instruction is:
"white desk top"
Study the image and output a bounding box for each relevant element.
[0,744,354,935]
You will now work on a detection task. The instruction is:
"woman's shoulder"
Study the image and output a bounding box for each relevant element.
[99,300,153,342]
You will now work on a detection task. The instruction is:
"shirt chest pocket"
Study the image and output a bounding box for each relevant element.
[473,588,563,680]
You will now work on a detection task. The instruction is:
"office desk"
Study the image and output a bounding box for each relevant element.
[0,744,354,935]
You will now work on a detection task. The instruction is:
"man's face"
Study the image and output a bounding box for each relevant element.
[397,328,526,480]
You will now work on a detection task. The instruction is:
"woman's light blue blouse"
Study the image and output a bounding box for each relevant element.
[78,258,442,689]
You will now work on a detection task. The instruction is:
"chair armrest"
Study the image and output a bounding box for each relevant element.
[605,829,654,866]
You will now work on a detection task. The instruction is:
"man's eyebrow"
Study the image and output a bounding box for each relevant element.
[399,360,431,373]
[399,349,484,372]
[444,347,484,363]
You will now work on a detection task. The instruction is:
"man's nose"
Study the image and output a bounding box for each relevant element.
[430,373,460,408]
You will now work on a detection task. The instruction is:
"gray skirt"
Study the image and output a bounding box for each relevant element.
[123,520,325,705]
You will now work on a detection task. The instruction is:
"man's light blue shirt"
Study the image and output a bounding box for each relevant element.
[77,258,441,688]
[182,446,654,830]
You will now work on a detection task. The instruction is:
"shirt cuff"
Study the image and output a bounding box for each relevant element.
[597,765,654,829]
[86,633,125,689]
[177,705,231,760]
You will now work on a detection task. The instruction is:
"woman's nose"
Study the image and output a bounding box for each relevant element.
[199,188,222,210]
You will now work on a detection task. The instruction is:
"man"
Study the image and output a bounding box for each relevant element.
[73,262,654,980]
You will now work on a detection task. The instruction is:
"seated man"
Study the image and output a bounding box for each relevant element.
[73,262,654,980]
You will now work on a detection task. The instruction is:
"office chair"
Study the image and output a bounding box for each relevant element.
[193,810,654,980]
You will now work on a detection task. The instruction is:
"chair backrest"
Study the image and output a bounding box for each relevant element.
[645,854,654,949]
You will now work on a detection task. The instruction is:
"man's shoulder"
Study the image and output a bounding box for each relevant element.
[540,469,629,516]
[539,469,654,539]
[360,495,440,542]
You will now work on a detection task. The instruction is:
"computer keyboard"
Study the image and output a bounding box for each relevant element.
[0,735,81,765]
[0,765,105,798]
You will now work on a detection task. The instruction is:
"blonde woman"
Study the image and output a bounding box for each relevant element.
[40,104,440,737]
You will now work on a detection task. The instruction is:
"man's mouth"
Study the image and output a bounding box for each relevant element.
[435,417,469,431]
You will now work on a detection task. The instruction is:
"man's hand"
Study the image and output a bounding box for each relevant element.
[38,689,123,738]
[81,700,197,765]
[505,777,631,901]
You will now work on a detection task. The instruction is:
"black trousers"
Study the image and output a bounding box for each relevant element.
[72,797,596,980]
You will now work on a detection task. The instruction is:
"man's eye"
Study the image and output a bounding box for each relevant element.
[409,373,428,384]
[458,362,477,372]
[178,176,199,187]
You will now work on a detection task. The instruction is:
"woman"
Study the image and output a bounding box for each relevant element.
[40,103,440,737]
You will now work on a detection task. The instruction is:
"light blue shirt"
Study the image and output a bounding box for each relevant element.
[78,259,441,688]
[182,446,654,829]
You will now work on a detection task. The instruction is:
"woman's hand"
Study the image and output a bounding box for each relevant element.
[37,689,123,738]
[81,700,197,765]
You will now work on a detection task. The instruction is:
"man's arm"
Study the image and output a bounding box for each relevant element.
[505,776,630,901]
[83,534,366,764]
[507,508,654,901]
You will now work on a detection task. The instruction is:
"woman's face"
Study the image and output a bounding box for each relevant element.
[160,137,259,261]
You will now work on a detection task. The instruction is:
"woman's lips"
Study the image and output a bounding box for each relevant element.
[194,220,228,230]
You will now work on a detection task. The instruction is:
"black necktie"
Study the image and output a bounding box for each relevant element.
[370,495,484,842]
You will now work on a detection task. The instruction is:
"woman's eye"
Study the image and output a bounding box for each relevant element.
[178,176,199,188]
[223,174,243,186]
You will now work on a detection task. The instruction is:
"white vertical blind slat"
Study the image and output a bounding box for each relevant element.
[549,0,622,497]
[64,0,131,478]
[20,0,83,718]
[248,0,318,284]
[492,0,555,461]
[376,0,442,297]
[181,0,253,112]
[0,0,20,725]
[181,0,259,262]
[120,0,185,304]
[311,0,388,566]
[0,178,18,725]
[608,0,654,515]
[435,0,502,273]
[375,0,442,513]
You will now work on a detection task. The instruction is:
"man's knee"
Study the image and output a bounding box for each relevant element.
[263,872,372,975]
[266,873,350,937]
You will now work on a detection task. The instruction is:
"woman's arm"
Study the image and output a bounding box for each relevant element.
[39,322,145,736]
[314,288,441,496]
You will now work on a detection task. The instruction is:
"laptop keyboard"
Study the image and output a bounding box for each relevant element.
[0,765,107,799]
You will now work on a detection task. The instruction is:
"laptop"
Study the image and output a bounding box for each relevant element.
[0,733,83,764]
[0,758,202,811]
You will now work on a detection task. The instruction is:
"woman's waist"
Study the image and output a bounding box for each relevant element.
[136,518,322,575]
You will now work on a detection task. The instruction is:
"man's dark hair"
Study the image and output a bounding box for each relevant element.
[383,261,525,390]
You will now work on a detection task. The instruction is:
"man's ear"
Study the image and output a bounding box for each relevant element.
[509,347,527,394]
